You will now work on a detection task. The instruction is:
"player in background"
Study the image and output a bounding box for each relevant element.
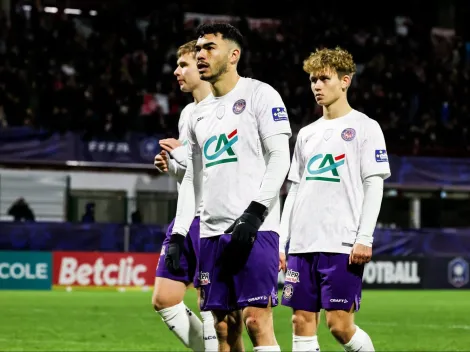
[279,47,391,352]
[152,40,218,352]
[164,23,292,352]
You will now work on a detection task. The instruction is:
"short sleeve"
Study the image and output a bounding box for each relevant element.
[360,120,391,180]
[253,83,292,140]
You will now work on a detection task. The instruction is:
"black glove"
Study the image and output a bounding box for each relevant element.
[224,201,267,246]
[165,233,186,274]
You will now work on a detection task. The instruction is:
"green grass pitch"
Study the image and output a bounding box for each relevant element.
[1,289,469,351]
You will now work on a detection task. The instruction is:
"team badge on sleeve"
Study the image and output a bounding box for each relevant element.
[375,149,389,162]
[272,107,288,121]
[232,99,246,114]
[341,128,356,141]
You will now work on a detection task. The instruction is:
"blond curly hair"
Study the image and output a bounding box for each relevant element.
[303,47,356,77]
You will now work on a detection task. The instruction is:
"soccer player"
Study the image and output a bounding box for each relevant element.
[152,40,218,352]
[164,23,292,352]
[279,47,391,352]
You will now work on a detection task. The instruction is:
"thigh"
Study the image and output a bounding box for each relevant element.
[319,253,364,311]
[232,231,280,309]
[281,253,321,313]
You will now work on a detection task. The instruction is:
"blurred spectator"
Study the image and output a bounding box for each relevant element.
[8,198,35,222]
[0,4,468,156]
[131,209,142,224]
[81,202,95,223]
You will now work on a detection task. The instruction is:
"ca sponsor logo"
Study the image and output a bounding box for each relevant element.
[306,153,345,183]
[203,130,238,168]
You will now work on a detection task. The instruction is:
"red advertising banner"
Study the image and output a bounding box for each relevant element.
[52,252,159,287]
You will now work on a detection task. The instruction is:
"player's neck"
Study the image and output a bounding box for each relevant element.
[211,71,240,97]
[323,99,352,120]
[192,82,212,104]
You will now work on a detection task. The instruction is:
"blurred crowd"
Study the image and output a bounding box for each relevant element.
[0,4,469,156]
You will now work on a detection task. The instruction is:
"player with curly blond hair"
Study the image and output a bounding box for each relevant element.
[279,47,391,352]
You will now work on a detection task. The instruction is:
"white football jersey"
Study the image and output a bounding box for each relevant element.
[287,109,391,255]
[187,77,292,238]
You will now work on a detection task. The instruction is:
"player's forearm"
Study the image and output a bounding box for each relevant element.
[170,145,188,168]
[254,134,291,209]
[168,158,186,183]
[356,175,384,246]
[279,182,298,253]
[172,156,202,236]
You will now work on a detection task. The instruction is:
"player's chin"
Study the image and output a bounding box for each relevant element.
[199,71,213,81]
[315,97,329,106]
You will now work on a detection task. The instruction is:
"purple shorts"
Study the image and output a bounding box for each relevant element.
[197,231,279,311]
[281,253,364,312]
[155,217,200,286]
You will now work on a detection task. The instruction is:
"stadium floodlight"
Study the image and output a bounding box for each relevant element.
[44,7,58,13]
[64,8,82,15]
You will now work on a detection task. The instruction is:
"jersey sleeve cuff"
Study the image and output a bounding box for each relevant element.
[355,235,373,247]
[170,146,187,165]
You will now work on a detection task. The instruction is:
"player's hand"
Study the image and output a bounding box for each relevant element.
[165,233,186,274]
[349,243,372,265]
[154,151,169,172]
[224,201,267,246]
[159,138,182,153]
[279,252,287,272]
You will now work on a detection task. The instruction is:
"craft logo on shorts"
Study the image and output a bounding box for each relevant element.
[448,257,469,288]
[203,130,238,168]
[272,107,288,121]
[199,272,210,285]
[341,128,356,141]
[330,298,349,304]
[306,153,345,183]
[282,284,294,300]
[232,99,246,114]
[285,269,300,283]
[375,149,389,163]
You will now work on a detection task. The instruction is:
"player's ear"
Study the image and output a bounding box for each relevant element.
[229,47,241,66]
[341,74,352,91]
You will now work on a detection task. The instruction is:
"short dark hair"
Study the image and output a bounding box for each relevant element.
[196,23,244,49]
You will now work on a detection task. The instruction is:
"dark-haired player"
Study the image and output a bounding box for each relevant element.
[165,23,292,352]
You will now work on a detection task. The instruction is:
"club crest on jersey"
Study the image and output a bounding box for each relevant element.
[282,284,294,300]
[203,130,238,168]
[285,269,300,283]
[341,128,356,141]
[272,107,288,121]
[375,149,388,162]
[232,99,246,115]
[306,153,345,183]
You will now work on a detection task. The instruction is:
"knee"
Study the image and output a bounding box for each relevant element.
[292,312,308,330]
[327,317,354,344]
[214,312,242,339]
[152,292,174,311]
[245,315,262,336]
